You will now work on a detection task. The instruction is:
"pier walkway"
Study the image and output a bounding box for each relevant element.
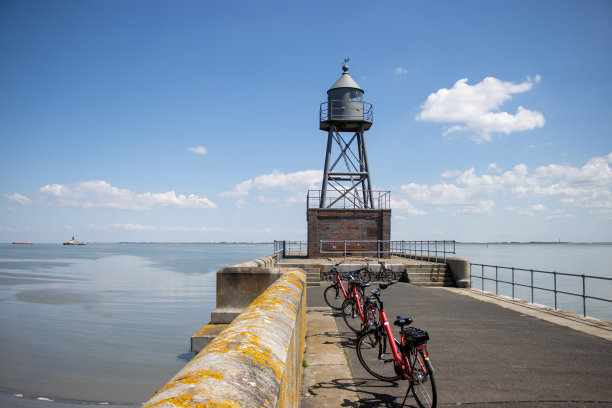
[301,282,612,407]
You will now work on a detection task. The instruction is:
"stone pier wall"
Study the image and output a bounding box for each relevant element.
[143,268,307,408]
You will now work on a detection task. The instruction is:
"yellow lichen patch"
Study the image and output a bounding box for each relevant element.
[180,369,224,384]
[145,394,202,408]
[145,394,243,408]
[152,369,224,395]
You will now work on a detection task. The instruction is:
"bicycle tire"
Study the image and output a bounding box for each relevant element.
[356,328,401,381]
[355,268,372,283]
[341,298,363,333]
[323,284,344,310]
[380,268,395,282]
[409,348,437,408]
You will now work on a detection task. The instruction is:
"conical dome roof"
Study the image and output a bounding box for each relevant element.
[328,64,364,93]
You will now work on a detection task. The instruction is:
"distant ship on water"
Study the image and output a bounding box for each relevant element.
[63,236,86,245]
[12,242,34,245]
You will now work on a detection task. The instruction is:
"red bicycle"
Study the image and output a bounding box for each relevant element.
[355,282,437,408]
[341,275,376,333]
[323,263,351,310]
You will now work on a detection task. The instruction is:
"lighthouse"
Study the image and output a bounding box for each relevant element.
[307,63,391,258]
[318,63,374,209]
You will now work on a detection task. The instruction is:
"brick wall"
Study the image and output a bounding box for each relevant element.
[307,209,391,257]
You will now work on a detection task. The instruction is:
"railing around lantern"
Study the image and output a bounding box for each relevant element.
[470,263,612,318]
[320,100,373,123]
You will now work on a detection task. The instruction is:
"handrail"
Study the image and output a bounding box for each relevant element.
[320,100,373,123]
[470,263,612,318]
[307,189,391,210]
[274,240,455,262]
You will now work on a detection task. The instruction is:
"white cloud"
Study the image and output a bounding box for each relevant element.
[416,76,545,142]
[3,193,31,205]
[398,153,612,217]
[391,199,426,215]
[220,169,322,206]
[187,146,207,155]
[39,180,217,210]
[487,163,502,173]
[546,210,576,221]
[394,67,408,75]
[504,203,547,216]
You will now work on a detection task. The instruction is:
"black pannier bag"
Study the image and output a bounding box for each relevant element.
[402,327,429,349]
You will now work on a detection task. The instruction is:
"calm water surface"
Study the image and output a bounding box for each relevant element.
[455,243,612,321]
[0,243,273,403]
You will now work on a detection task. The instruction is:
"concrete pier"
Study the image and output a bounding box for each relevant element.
[301,283,612,407]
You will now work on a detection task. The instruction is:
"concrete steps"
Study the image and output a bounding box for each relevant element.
[279,263,321,287]
[277,262,455,287]
[404,264,455,287]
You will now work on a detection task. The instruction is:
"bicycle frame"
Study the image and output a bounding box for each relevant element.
[347,276,367,323]
[334,269,349,299]
[371,284,428,381]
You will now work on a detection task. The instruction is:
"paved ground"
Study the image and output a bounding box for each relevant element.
[301,282,612,407]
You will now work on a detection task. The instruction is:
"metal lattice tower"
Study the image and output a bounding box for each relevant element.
[319,64,374,209]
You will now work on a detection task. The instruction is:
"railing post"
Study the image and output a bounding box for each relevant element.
[512,267,515,299]
[344,240,347,263]
[582,274,586,317]
[554,271,558,310]
[495,266,499,294]
[530,269,534,304]
[481,264,484,291]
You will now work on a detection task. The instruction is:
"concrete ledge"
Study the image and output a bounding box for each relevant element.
[233,255,276,267]
[446,256,471,288]
[397,254,471,287]
[144,268,307,408]
[190,323,229,353]
[211,266,285,324]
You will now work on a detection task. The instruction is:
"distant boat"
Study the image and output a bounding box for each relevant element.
[13,242,34,245]
[63,236,86,245]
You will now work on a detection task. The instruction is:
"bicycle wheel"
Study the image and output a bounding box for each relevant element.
[341,298,363,333]
[380,268,395,282]
[409,348,437,408]
[356,328,401,381]
[323,284,344,310]
[355,268,371,283]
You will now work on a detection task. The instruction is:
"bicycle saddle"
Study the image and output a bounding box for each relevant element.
[357,282,370,288]
[394,316,413,327]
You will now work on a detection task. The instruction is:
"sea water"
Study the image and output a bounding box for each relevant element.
[0,242,610,403]
[455,243,612,322]
[0,243,272,403]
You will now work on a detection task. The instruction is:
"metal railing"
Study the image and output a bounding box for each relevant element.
[470,263,612,318]
[321,240,455,261]
[274,240,455,262]
[307,190,391,210]
[274,240,308,260]
[390,240,456,263]
[320,100,373,123]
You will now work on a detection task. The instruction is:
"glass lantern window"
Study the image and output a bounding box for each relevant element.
[349,90,363,102]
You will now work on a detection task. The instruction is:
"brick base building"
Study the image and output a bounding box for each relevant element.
[307,208,391,258]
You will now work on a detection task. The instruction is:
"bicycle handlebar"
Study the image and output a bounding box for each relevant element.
[379,280,398,290]
[370,280,398,298]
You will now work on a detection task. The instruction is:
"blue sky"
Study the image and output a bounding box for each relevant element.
[1,0,611,243]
